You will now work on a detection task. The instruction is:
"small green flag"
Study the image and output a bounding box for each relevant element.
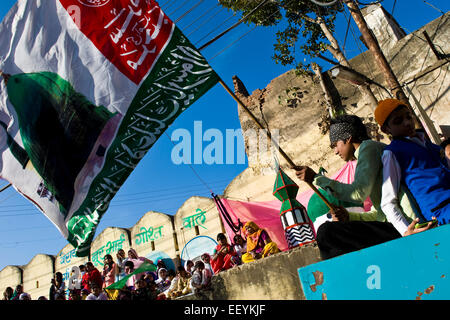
[106,262,157,291]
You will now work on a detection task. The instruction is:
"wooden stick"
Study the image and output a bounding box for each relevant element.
[0,183,12,193]
[218,78,335,211]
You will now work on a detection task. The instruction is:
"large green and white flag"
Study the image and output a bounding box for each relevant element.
[0,0,219,256]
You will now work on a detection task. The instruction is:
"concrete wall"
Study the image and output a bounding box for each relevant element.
[174,196,225,251]
[22,254,54,300]
[362,4,407,52]
[130,211,178,264]
[181,244,322,300]
[0,266,22,294]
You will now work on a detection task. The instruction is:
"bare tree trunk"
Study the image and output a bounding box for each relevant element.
[306,15,379,110]
[312,62,336,118]
[316,16,351,68]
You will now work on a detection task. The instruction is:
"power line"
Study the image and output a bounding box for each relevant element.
[0,177,231,210]
[181,3,219,31]
[421,0,445,14]
[167,0,191,17]
[194,12,237,47]
[161,0,178,12]
[186,6,226,37]
[0,179,230,213]
[198,0,271,51]
[175,0,204,23]
[163,132,215,193]
[207,0,296,60]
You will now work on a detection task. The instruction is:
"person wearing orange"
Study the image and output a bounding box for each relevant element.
[241,221,280,263]
[210,233,236,273]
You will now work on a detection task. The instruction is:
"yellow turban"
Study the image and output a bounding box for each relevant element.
[374,98,406,127]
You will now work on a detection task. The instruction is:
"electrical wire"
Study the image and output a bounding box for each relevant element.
[0,180,231,216]
[181,2,220,31]
[309,0,339,7]
[167,0,191,17]
[194,12,237,47]
[340,0,387,98]
[186,6,226,37]
[208,0,296,60]
[174,0,204,23]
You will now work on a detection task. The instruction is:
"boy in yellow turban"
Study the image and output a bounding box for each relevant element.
[375,99,448,235]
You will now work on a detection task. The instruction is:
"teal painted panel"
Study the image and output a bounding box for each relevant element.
[298,224,450,300]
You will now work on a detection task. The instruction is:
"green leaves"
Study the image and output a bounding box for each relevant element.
[218,0,342,74]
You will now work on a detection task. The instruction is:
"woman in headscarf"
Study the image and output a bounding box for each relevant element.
[102,254,118,289]
[155,268,171,293]
[3,287,13,300]
[241,221,280,263]
[184,260,194,275]
[127,248,152,269]
[210,233,236,273]
[127,248,153,281]
[115,249,128,282]
[200,253,215,275]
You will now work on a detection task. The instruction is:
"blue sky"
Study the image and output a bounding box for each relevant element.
[0,0,448,271]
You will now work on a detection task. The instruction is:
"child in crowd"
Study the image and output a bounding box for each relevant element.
[102,254,118,289]
[81,288,90,300]
[184,260,194,275]
[50,272,65,300]
[19,292,31,300]
[86,282,108,300]
[69,289,81,301]
[155,268,171,293]
[167,266,191,299]
[131,278,151,301]
[124,260,138,291]
[160,269,177,299]
[375,99,449,234]
[2,287,13,300]
[191,261,212,296]
[232,234,246,265]
[200,253,215,275]
[115,249,127,281]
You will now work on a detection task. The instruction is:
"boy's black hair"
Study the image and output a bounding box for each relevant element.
[167,269,176,277]
[330,114,370,143]
[216,233,226,241]
[194,260,205,269]
[124,260,134,269]
[177,265,185,272]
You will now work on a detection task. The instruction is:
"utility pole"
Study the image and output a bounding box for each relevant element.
[342,0,409,103]
[340,0,441,142]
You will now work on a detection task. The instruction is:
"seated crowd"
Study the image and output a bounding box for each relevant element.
[2,222,279,301]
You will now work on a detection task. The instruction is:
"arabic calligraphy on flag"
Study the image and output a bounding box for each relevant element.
[0,0,218,256]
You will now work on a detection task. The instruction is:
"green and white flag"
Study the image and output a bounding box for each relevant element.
[0,0,219,256]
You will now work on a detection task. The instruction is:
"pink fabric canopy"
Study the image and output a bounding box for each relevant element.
[218,160,371,251]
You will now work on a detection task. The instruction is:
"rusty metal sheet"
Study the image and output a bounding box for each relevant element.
[298,224,450,300]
